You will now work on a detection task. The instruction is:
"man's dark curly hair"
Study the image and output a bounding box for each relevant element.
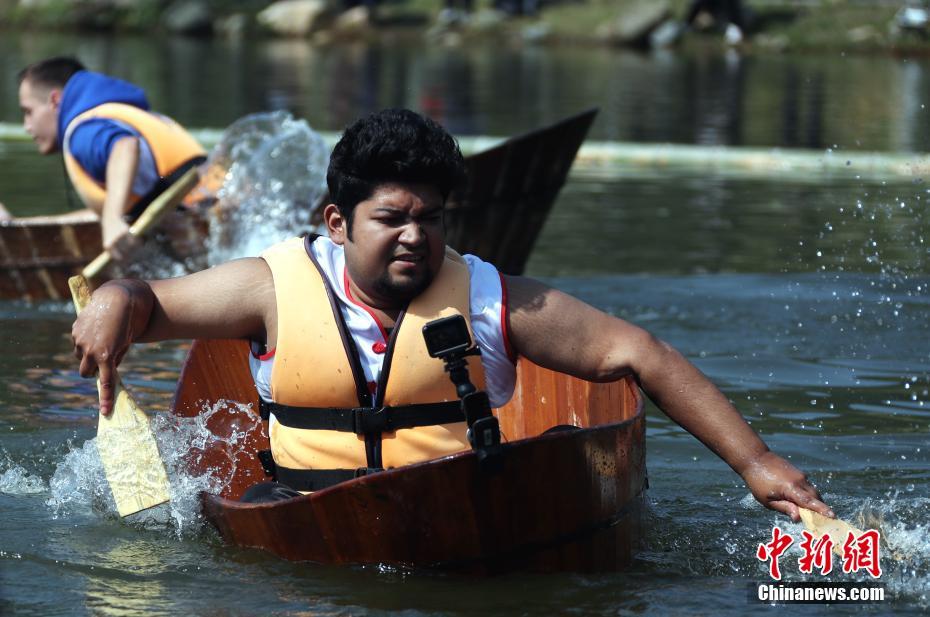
[326,109,466,237]
[18,56,85,89]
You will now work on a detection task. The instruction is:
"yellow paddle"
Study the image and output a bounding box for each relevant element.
[799,507,864,556]
[66,170,199,516]
[82,166,199,281]
[69,275,171,516]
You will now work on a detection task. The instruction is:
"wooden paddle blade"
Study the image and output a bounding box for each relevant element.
[68,275,171,517]
[82,166,200,281]
[799,507,864,556]
[96,386,171,516]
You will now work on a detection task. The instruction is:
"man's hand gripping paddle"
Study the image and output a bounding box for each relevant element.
[69,275,171,517]
[81,167,199,281]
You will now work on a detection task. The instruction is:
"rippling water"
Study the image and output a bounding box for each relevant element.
[2,33,929,616]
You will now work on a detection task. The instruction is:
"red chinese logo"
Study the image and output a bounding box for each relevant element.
[758,527,882,580]
[842,530,882,578]
[798,530,834,575]
[757,526,794,580]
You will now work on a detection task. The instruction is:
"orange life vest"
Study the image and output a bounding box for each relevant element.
[260,235,487,491]
[62,102,206,213]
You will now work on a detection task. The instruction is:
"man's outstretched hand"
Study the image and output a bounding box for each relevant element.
[741,451,835,522]
[71,282,151,416]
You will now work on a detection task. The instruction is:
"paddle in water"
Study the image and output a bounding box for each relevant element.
[69,275,171,517]
[799,507,864,556]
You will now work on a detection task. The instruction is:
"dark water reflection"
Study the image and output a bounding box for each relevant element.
[4,33,930,151]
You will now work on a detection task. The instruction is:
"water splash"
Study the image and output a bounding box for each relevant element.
[757,495,930,606]
[206,111,329,264]
[46,399,260,537]
[0,456,47,495]
[120,240,193,281]
[643,489,929,607]
[46,437,112,516]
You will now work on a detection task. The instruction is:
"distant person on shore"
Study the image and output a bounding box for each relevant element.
[685,0,746,44]
[0,57,206,258]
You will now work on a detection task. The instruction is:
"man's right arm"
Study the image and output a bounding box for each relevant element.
[503,274,833,522]
[72,257,276,416]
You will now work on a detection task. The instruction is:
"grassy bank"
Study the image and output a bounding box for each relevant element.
[0,0,927,55]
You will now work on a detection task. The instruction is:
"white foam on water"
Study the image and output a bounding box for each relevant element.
[120,241,192,281]
[750,496,930,606]
[46,399,260,537]
[864,497,930,606]
[0,458,47,495]
[150,399,262,536]
[46,437,113,517]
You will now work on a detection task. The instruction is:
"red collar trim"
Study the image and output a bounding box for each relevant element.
[343,266,389,342]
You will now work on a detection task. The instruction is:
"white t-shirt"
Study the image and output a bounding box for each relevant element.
[250,237,517,408]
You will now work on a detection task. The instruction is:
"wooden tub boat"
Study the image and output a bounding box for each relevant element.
[1,109,596,301]
[0,211,102,301]
[0,206,208,302]
[171,337,646,574]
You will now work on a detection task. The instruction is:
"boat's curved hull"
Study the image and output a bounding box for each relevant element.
[202,419,645,573]
[0,215,102,301]
[172,338,646,573]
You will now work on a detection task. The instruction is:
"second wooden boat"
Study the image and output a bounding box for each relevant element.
[0,206,208,302]
[1,110,597,301]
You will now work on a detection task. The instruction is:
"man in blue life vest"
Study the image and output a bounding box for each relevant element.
[71,108,835,522]
[0,56,206,258]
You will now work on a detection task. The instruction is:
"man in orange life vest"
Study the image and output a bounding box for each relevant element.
[0,57,205,257]
[71,108,835,520]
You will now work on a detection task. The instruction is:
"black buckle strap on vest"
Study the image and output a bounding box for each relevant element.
[259,399,464,435]
[275,465,381,492]
[257,449,277,478]
[259,399,271,422]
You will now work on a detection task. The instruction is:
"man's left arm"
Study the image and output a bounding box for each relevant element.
[503,274,834,522]
[100,136,140,257]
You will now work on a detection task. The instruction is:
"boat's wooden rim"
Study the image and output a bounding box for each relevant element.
[199,395,645,511]
[0,212,98,227]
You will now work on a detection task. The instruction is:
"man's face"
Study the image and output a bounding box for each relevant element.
[19,78,61,155]
[327,182,446,309]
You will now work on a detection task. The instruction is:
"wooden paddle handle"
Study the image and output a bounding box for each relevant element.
[82,166,200,281]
